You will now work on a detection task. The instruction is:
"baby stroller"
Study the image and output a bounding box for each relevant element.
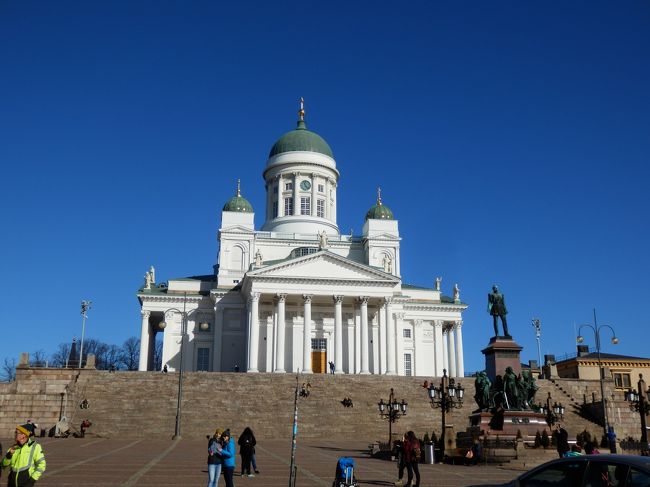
[333,456,358,487]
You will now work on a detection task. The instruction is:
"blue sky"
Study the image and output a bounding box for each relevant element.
[1,1,649,373]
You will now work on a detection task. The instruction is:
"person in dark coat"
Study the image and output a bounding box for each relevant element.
[554,423,570,458]
[238,427,256,477]
[403,431,421,487]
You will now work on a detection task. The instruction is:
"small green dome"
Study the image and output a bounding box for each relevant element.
[269,120,334,158]
[223,180,253,212]
[223,195,253,213]
[365,188,394,220]
[366,204,394,220]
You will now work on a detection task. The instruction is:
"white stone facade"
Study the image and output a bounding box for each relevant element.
[137,111,467,377]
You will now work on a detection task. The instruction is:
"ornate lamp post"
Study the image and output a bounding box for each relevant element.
[378,388,408,449]
[426,369,464,457]
[576,309,618,443]
[531,318,543,378]
[540,391,564,426]
[625,374,650,451]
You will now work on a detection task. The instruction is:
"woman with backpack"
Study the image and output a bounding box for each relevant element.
[403,431,421,487]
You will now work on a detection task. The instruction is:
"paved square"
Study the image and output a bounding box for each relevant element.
[1,437,521,486]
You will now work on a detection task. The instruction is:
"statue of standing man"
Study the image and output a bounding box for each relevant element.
[488,285,510,338]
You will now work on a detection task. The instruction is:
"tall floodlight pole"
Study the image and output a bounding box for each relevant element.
[577,309,619,450]
[79,300,92,368]
[531,318,542,378]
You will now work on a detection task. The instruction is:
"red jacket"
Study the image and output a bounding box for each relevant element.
[403,438,420,463]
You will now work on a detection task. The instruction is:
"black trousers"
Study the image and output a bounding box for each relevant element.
[406,461,420,486]
[241,452,253,475]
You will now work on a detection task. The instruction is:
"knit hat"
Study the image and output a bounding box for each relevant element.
[214,428,223,437]
[16,424,32,437]
[221,429,231,438]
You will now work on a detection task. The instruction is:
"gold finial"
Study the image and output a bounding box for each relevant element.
[298,97,305,121]
[236,178,241,197]
[377,187,383,206]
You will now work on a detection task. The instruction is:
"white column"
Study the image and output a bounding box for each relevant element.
[138,311,150,371]
[354,306,361,373]
[447,323,457,377]
[385,297,396,375]
[434,320,444,377]
[333,295,344,374]
[379,303,386,374]
[324,178,330,219]
[212,306,223,371]
[292,172,299,215]
[442,327,449,376]
[395,313,406,375]
[455,320,464,378]
[278,174,284,217]
[275,294,287,373]
[359,297,370,374]
[311,173,317,217]
[247,292,260,372]
[302,294,313,373]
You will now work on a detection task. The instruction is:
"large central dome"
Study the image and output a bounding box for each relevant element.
[269,119,333,158]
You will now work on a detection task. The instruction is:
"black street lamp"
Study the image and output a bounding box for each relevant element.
[426,369,464,457]
[540,391,564,426]
[625,373,650,452]
[576,309,618,444]
[378,388,408,449]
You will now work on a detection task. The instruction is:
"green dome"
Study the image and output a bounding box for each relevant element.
[366,203,394,220]
[223,196,253,213]
[365,188,394,220]
[223,180,253,212]
[269,120,334,158]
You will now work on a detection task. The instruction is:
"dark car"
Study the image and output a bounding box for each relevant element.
[470,454,650,487]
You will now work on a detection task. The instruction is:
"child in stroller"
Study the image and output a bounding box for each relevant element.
[333,457,358,487]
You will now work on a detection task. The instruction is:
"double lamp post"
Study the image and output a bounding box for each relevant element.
[426,369,464,456]
[377,388,408,449]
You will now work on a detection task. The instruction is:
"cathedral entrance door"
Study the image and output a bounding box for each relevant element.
[311,338,327,373]
[312,351,326,373]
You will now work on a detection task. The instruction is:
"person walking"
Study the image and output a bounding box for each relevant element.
[220,430,236,487]
[1,423,46,486]
[207,428,224,487]
[238,427,256,477]
[553,423,570,458]
[403,431,421,487]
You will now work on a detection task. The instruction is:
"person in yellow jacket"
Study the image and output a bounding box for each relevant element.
[1,424,46,486]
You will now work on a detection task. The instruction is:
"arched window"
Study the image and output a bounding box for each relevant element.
[230,245,245,271]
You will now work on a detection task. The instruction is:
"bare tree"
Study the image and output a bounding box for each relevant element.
[30,349,47,367]
[120,337,140,371]
[50,343,72,368]
[1,357,17,382]
[102,344,121,370]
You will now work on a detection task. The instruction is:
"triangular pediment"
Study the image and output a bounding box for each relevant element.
[365,232,400,241]
[219,225,255,234]
[246,251,399,284]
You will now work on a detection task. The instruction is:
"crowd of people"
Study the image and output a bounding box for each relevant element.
[207,426,260,487]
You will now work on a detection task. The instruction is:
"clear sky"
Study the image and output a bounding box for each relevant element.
[1,1,649,374]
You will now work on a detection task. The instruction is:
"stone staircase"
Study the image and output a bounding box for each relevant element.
[0,368,642,445]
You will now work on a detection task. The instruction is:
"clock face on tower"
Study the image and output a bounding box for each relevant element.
[300,180,311,191]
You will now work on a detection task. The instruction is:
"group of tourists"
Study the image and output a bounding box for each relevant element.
[207,426,259,487]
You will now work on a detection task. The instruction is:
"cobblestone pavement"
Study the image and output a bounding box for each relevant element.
[1,437,521,486]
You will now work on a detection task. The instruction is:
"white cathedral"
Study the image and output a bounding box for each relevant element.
[137,102,467,377]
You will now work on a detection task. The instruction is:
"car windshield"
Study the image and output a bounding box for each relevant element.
[520,460,587,487]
